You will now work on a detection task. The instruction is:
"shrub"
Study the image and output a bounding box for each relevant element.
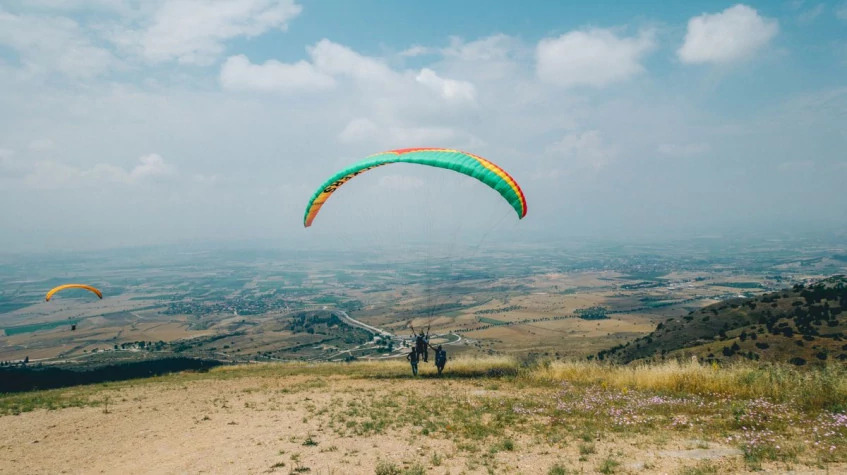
[374,460,400,475]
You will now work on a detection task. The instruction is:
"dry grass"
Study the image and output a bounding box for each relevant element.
[3,356,845,413]
[254,355,847,413]
[210,354,518,380]
[530,359,847,410]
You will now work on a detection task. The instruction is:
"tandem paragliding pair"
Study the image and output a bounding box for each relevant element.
[304,148,527,373]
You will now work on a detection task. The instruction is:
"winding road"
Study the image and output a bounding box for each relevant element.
[334,310,393,338]
[324,308,462,361]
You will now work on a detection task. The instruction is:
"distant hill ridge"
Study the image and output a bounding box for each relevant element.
[600,275,847,366]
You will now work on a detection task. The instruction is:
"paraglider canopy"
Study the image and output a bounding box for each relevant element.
[304,148,527,227]
[45,284,103,302]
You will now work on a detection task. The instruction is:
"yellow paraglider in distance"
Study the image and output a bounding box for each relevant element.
[45,284,103,302]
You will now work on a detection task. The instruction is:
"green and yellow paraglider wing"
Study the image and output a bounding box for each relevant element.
[45,284,103,302]
[304,148,527,227]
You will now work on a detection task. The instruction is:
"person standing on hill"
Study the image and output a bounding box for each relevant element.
[406,346,420,376]
[434,345,447,375]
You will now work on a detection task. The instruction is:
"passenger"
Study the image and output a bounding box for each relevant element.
[422,332,430,362]
[406,346,419,376]
[435,345,447,375]
[415,333,428,363]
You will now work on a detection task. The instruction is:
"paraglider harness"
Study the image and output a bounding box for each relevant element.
[410,323,430,363]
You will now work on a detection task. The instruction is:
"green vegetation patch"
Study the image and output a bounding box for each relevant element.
[622,281,662,290]
[478,317,507,325]
[475,305,524,315]
[0,302,30,313]
[0,388,95,415]
[710,282,764,289]
[311,295,342,304]
[575,306,609,320]
[644,300,681,308]
[4,320,78,336]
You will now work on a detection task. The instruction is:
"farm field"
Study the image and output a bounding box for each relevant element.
[2,240,846,368]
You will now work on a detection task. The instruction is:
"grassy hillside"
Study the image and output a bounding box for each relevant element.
[1,357,846,473]
[600,276,847,365]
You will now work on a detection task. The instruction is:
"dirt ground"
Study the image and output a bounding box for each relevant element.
[2,372,841,475]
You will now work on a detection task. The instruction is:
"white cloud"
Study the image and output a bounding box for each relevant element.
[308,39,398,84]
[129,0,302,65]
[536,28,655,88]
[23,153,175,189]
[0,9,114,78]
[128,153,174,180]
[338,118,463,146]
[218,40,408,95]
[219,54,335,93]
[678,4,778,64]
[415,68,476,102]
[443,34,519,62]
[218,39,480,111]
[338,118,381,143]
[400,45,432,57]
[547,130,616,171]
[437,34,527,83]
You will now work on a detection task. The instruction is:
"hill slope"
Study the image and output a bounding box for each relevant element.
[601,275,847,365]
[1,358,846,473]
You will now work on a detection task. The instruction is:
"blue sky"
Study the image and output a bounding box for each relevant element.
[0,1,845,252]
